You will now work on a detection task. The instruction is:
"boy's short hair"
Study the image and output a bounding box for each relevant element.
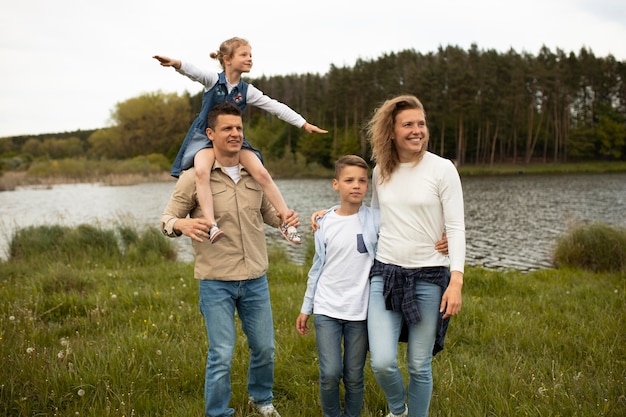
[334,155,369,179]
[207,102,243,129]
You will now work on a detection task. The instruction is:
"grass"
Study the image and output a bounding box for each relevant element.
[553,222,626,272]
[456,161,626,176]
[0,225,625,416]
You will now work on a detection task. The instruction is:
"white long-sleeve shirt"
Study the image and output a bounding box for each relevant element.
[177,61,306,127]
[372,152,466,273]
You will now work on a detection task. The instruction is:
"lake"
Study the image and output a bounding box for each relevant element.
[1,173,624,271]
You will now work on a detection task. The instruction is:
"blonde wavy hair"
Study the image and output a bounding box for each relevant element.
[366,95,427,184]
[210,37,250,69]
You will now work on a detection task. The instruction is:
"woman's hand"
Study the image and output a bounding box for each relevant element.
[310,209,328,232]
[440,271,463,319]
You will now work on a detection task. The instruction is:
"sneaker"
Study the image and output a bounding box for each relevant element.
[248,397,281,417]
[385,405,408,417]
[279,222,302,245]
[209,225,224,243]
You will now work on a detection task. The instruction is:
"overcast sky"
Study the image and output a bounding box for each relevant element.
[1,0,625,138]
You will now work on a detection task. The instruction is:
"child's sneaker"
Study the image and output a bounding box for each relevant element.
[248,397,282,417]
[385,405,408,417]
[209,224,224,243]
[279,222,302,245]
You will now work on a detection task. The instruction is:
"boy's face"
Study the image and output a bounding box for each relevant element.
[333,165,368,206]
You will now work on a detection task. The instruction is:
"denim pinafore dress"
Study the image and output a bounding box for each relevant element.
[170,72,262,178]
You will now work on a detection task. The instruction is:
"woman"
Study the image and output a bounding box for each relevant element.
[367,95,465,417]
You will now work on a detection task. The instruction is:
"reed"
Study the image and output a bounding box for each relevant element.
[553,222,626,272]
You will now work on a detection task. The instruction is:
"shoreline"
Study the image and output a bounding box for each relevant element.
[0,171,175,191]
[2,160,626,191]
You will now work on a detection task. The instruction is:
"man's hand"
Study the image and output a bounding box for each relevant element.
[296,313,310,335]
[174,218,212,242]
[279,209,301,228]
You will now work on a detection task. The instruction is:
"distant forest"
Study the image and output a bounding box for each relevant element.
[2,44,625,172]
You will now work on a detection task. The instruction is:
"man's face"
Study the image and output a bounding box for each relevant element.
[206,114,243,156]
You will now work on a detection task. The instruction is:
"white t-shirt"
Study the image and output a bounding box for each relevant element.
[372,152,466,273]
[313,211,371,321]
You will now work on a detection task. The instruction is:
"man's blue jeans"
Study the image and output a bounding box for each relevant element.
[367,275,442,417]
[199,276,275,417]
[314,314,368,417]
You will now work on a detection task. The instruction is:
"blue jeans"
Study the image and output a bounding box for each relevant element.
[314,314,368,417]
[199,276,275,417]
[367,275,442,417]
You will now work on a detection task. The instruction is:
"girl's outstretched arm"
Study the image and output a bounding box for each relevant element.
[302,122,328,134]
[153,55,181,69]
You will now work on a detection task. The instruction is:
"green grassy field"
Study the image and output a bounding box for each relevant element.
[1,226,625,416]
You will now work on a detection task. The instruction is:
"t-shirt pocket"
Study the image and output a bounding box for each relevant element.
[356,234,367,253]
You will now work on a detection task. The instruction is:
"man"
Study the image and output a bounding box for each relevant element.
[161,102,297,417]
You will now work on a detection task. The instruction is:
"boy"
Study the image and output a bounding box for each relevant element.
[296,155,378,417]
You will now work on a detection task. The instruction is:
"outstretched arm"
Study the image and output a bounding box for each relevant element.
[302,122,328,134]
[153,55,181,70]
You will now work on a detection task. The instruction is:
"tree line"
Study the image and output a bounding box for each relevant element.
[1,44,625,173]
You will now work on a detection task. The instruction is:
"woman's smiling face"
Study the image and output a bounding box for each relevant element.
[392,108,429,163]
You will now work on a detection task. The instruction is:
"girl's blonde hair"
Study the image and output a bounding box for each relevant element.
[366,95,427,184]
[210,37,250,69]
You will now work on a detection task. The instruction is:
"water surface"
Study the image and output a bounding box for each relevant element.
[1,173,624,271]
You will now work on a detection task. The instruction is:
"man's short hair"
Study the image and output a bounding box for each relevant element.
[207,102,243,129]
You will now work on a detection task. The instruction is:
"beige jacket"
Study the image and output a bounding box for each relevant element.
[161,165,281,280]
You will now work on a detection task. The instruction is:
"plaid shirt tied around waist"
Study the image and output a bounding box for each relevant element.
[369,259,451,355]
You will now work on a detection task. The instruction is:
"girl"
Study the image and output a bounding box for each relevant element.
[154,37,327,244]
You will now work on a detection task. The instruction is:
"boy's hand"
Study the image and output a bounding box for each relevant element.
[296,313,310,335]
[435,232,448,254]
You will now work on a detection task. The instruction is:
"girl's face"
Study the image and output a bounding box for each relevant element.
[225,44,253,73]
[392,108,429,163]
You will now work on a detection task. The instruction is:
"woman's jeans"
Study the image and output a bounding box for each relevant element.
[368,275,442,417]
[314,314,368,417]
[199,276,275,417]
